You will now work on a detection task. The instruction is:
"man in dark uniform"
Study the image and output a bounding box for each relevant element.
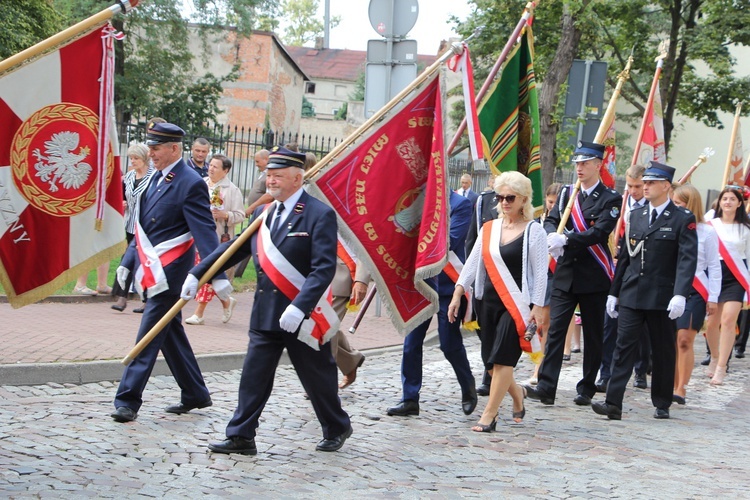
[592,162,697,420]
[111,123,230,423]
[525,141,622,406]
[386,191,477,417]
[186,137,210,177]
[185,147,352,454]
[465,179,499,396]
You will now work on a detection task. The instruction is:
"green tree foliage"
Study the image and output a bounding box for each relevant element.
[280,0,340,46]
[0,0,62,59]
[302,95,316,117]
[454,0,750,184]
[48,0,276,132]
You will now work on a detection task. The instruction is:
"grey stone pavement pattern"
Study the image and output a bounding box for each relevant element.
[1,293,750,497]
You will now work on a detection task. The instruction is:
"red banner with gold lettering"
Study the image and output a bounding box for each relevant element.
[309,73,447,333]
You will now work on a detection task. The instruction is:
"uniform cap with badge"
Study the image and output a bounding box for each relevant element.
[145,122,185,146]
[642,161,675,182]
[571,141,606,162]
[267,146,306,169]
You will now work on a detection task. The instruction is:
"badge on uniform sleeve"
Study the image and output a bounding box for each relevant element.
[687,222,696,230]
[610,207,619,218]
[294,202,305,214]
[164,172,175,183]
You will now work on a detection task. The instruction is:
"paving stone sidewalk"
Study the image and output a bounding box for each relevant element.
[1,334,749,498]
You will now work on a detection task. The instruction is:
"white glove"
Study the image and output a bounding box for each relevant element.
[116,266,130,291]
[212,278,233,301]
[667,295,686,320]
[606,295,619,319]
[279,304,305,333]
[180,274,199,300]
[547,233,567,251]
[549,246,564,260]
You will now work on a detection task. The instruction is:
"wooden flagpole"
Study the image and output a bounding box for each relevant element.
[555,56,633,236]
[445,1,537,156]
[0,1,139,77]
[720,101,743,188]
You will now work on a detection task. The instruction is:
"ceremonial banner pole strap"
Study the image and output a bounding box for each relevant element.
[348,285,378,334]
[122,206,270,365]
[558,57,633,236]
[446,1,537,156]
[721,102,743,188]
[0,1,139,77]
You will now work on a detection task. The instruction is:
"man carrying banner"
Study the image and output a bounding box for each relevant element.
[387,190,477,417]
[593,162,697,420]
[111,122,230,423]
[525,141,622,406]
[186,147,352,454]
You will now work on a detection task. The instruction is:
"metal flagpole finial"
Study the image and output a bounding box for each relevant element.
[699,147,715,162]
[656,40,669,61]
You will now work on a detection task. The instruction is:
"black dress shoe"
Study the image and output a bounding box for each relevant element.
[595,378,609,393]
[165,398,213,414]
[523,385,554,405]
[208,437,257,455]
[386,400,419,416]
[573,394,592,406]
[562,354,571,361]
[735,349,745,359]
[633,373,647,389]
[316,425,353,452]
[111,407,137,422]
[591,401,622,420]
[462,387,478,415]
[654,408,670,419]
[700,353,711,366]
[672,395,686,405]
[132,305,145,313]
[476,384,490,397]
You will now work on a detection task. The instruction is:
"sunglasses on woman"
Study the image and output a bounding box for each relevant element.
[495,194,517,203]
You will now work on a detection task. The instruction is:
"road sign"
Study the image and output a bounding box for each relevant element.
[368,0,419,38]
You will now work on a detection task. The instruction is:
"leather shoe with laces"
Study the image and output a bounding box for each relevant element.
[386,400,419,416]
[462,386,478,415]
[111,407,137,423]
[573,393,592,406]
[523,384,554,405]
[165,398,213,414]
[633,373,647,389]
[591,401,622,420]
[208,437,257,455]
[316,425,353,452]
[654,408,670,419]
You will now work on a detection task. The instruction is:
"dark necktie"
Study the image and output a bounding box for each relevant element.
[270,203,285,236]
[146,171,162,202]
[650,208,658,226]
[581,190,588,200]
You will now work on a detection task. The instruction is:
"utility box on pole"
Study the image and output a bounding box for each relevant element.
[561,60,608,148]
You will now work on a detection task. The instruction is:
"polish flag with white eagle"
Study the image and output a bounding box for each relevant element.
[0,25,126,308]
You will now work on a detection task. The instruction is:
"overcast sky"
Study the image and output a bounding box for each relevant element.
[316,0,472,54]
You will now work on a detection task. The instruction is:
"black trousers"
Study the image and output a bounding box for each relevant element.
[225,328,350,440]
[605,306,676,410]
[537,288,606,400]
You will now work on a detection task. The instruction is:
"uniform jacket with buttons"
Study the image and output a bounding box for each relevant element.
[191,189,336,331]
[121,159,222,294]
[544,182,622,294]
[465,190,498,257]
[611,200,697,310]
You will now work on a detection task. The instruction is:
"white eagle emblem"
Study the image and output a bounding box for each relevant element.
[33,131,92,192]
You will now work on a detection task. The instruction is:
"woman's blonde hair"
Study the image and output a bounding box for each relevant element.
[672,184,704,224]
[127,143,149,163]
[494,171,534,221]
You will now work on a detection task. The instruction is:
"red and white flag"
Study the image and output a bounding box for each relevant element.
[636,60,666,166]
[600,114,617,189]
[0,25,125,308]
[309,73,448,334]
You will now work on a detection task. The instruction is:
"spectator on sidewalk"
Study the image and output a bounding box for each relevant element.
[187,138,210,177]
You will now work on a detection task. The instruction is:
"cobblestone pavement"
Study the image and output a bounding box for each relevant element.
[2,335,750,498]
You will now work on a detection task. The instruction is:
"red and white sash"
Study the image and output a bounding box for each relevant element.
[134,219,194,298]
[692,271,709,303]
[482,220,541,356]
[336,237,358,309]
[709,219,750,301]
[257,210,339,349]
[569,186,614,280]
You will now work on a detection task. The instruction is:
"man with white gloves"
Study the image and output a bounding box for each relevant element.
[183,147,351,456]
[111,122,228,423]
[593,161,697,421]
